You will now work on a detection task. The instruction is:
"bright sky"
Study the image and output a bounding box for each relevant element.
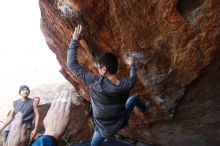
[0,0,65,109]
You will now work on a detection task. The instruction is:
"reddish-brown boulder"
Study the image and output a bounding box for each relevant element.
[39,0,220,145]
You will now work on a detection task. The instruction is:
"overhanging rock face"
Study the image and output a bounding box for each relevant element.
[39,0,220,145]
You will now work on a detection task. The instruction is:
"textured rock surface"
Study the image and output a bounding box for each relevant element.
[151,56,220,146]
[39,0,220,145]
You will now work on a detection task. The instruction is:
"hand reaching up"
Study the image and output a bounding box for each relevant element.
[43,90,72,140]
[127,55,135,66]
[72,24,82,40]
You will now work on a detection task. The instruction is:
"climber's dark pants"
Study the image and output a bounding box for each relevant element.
[121,94,146,128]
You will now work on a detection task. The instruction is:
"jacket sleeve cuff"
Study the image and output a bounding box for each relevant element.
[32,135,58,146]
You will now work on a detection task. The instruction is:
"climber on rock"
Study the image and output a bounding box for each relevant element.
[67,24,150,146]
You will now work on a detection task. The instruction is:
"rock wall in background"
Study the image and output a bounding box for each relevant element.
[39,0,220,145]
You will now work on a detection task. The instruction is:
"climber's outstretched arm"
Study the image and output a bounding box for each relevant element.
[67,25,99,85]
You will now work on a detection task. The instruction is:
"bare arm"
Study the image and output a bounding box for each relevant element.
[33,102,40,131]
[0,109,15,132]
[30,102,40,140]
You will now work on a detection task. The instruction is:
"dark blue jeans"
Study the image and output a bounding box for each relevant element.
[91,94,145,146]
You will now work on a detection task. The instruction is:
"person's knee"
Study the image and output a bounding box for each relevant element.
[131,94,139,100]
[91,131,105,146]
[127,94,139,105]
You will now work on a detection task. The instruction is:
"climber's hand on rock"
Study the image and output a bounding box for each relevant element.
[43,90,72,140]
[127,55,135,66]
[7,112,27,146]
[72,24,82,40]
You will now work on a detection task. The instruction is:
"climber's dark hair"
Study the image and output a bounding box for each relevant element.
[97,52,118,74]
